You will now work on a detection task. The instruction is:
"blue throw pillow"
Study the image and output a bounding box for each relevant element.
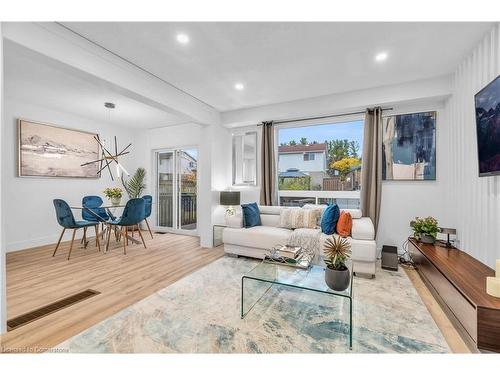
[241,202,262,228]
[321,203,340,235]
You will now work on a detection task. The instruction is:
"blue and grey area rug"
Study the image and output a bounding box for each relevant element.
[58,256,449,353]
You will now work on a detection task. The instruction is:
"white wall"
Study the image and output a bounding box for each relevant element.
[136,122,231,247]
[377,103,449,255]
[442,23,500,268]
[2,98,139,252]
[1,22,7,334]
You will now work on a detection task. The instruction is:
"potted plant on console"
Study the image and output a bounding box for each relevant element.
[323,236,352,291]
[410,216,439,244]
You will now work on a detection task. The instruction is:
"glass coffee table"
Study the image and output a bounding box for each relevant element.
[241,260,353,349]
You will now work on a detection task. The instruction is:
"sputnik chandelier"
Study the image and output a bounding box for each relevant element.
[80,102,132,181]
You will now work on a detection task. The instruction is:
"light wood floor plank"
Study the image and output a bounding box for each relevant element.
[1,235,468,354]
[0,232,224,352]
[403,266,471,353]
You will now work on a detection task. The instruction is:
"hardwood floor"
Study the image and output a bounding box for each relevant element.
[403,266,471,353]
[0,235,468,353]
[0,232,224,352]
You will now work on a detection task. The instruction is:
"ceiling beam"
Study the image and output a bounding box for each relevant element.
[2,22,220,126]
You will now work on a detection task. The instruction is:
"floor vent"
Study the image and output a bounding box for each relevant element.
[154,231,168,234]
[6,289,100,331]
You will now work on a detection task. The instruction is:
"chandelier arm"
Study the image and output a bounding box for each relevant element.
[81,156,109,167]
[117,143,132,156]
[97,158,115,180]
[94,136,119,164]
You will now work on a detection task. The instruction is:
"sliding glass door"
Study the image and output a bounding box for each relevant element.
[156,148,197,233]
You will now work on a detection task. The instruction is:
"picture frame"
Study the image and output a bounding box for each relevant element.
[382,111,437,181]
[18,119,101,178]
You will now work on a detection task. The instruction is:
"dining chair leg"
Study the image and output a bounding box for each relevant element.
[83,226,89,249]
[67,229,77,260]
[137,226,147,249]
[105,225,112,253]
[126,227,129,246]
[131,226,134,238]
[52,228,66,257]
[95,225,101,252]
[122,228,127,255]
[81,226,86,244]
[144,218,154,239]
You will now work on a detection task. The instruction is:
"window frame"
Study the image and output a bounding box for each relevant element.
[275,114,365,208]
[232,130,258,186]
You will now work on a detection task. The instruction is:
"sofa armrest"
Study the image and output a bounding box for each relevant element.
[351,217,375,240]
[225,213,243,228]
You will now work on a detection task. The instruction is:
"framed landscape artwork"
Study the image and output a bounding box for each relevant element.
[18,119,100,178]
[382,111,437,180]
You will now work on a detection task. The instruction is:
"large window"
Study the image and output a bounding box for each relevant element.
[277,120,364,208]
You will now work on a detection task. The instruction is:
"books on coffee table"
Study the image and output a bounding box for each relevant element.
[264,245,312,269]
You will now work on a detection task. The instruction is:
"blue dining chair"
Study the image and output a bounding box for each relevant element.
[81,195,110,245]
[53,199,101,260]
[106,198,146,254]
[82,196,109,222]
[142,195,153,239]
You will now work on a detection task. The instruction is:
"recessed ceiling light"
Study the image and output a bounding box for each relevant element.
[234,83,245,91]
[375,52,388,62]
[176,33,190,44]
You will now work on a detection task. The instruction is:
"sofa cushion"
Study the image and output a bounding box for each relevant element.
[302,204,326,226]
[223,226,293,250]
[351,217,375,240]
[279,208,318,229]
[259,206,283,215]
[336,211,353,237]
[321,204,340,235]
[241,202,261,228]
[261,213,281,227]
[343,208,362,219]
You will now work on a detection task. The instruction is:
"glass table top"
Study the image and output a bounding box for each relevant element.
[243,260,353,298]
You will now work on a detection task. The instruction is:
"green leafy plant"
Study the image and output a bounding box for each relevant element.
[121,167,147,198]
[330,157,361,182]
[323,236,351,271]
[103,187,123,199]
[410,216,439,239]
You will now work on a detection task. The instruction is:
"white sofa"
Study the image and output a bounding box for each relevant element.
[222,205,377,276]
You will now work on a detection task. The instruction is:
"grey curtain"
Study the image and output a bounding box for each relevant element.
[361,107,383,233]
[260,121,277,206]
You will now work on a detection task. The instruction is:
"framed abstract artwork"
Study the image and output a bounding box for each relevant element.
[382,111,436,181]
[18,119,100,178]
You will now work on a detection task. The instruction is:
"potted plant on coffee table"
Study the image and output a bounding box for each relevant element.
[410,216,439,244]
[104,187,123,206]
[323,236,352,291]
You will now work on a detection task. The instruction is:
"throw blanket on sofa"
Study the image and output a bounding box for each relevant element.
[287,228,322,258]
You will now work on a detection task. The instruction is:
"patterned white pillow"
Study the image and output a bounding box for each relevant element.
[280,208,319,229]
[302,204,327,226]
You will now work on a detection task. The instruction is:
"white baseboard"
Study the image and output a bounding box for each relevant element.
[6,231,86,253]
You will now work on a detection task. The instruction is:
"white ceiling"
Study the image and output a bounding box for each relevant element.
[3,40,188,129]
[62,22,494,112]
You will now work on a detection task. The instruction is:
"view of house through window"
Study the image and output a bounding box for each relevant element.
[277,120,364,208]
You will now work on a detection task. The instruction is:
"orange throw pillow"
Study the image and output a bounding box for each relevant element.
[336,211,352,237]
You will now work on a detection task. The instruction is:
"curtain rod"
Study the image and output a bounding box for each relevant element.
[258,107,393,126]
